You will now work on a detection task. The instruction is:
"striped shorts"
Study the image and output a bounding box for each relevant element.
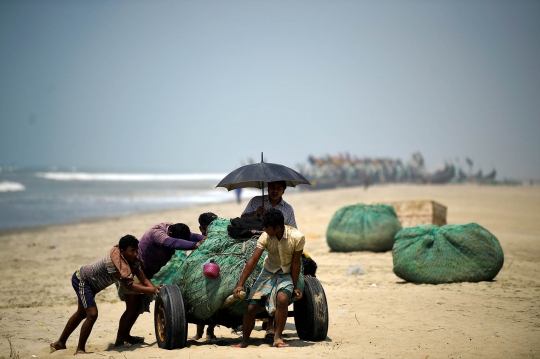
[247,268,294,316]
[71,271,97,309]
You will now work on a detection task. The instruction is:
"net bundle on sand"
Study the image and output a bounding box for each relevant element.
[171,218,304,321]
[326,203,402,252]
[392,223,504,284]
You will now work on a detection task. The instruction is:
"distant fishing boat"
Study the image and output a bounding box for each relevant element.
[425,164,455,184]
[298,153,498,190]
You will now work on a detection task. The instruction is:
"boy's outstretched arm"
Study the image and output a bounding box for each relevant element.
[114,269,160,295]
[233,248,264,298]
[134,267,163,292]
[291,250,303,300]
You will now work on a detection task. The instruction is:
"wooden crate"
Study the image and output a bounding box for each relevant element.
[385,200,447,228]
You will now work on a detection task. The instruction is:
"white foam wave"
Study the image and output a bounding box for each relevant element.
[0,181,26,192]
[35,172,227,182]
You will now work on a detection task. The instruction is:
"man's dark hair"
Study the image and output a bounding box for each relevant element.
[269,180,287,190]
[119,234,139,250]
[262,208,285,229]
[302,257,318,277]
[168,223,191,240]
[198,212,218,227]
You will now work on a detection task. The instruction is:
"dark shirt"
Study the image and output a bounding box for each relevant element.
[138,222,204,279]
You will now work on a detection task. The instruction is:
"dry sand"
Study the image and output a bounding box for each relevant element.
[1,184,539,358]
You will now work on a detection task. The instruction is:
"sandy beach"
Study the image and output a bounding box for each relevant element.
[1,184,539,359]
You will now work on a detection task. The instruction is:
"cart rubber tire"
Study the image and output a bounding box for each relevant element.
[293,276,329,341]
[154,284,188,349]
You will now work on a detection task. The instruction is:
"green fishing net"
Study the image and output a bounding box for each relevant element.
[326,204,402,252]
[151,250,187,286]
[171,218,304,321]
[392,223,504,284]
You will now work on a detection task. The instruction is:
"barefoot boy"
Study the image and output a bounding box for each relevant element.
[241,180,299,338]
[232,208,304,348]
[115,222,205,346]
[50,235,160,355]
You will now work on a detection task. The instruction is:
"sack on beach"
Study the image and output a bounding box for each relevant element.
[392,223,504,284]
[326,204,402,252]
[172,218,304,321]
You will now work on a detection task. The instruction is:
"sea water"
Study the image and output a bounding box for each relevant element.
[0,169,261,230]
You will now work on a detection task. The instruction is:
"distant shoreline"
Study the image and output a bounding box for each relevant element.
[0,200,237,235]
[2,181,533,234]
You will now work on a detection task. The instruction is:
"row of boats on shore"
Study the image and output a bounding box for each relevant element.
[296,152,499,190]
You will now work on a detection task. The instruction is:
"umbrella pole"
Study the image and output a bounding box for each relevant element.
[258,181,264,218]
[261,152,265,206]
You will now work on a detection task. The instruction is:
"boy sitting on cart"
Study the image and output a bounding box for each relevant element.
[232,208,304,348]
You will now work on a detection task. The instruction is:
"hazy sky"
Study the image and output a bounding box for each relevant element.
[1,0,539,179]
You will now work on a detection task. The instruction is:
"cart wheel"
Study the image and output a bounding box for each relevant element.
[154,284,188,349]
[293,276,329,341]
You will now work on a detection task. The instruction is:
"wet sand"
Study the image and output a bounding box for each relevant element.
[1,184,539,358]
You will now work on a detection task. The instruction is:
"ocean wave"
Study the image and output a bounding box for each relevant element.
[0,181,26,192]
[46,188,260,204]
[35,172,227,182]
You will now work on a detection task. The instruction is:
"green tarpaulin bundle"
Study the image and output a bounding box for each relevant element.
[171,218,304,320]
[151,250,187,286]
[326,203,402,252]
[392,223,504,284]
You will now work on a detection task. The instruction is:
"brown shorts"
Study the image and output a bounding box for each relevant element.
[117,276,154,314]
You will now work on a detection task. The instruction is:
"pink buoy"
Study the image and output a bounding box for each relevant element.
[203,259,220,279]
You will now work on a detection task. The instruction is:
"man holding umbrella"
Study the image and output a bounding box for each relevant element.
[216,155,309,341]
[240,180,297,229]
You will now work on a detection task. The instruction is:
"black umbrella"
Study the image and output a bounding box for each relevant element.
[216,153,311,199]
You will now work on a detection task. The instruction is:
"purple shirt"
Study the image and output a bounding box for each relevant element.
[138,222,204,279]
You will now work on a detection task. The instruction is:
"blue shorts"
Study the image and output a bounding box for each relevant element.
[71,271,97,309]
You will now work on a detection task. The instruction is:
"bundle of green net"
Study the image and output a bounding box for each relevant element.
[167,218,304,321]
[151,251,187,286]
[326,203,402,252]
[392,223,504,284]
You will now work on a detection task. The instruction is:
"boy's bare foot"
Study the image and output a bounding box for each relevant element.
[74,349,87,355]
[206,334,217,343]
[113,335,144,347]
[231,341,249,348]
[190,334,203,341]
[50,341,66,352]
[125,336,144,345]
[273,340,289,348]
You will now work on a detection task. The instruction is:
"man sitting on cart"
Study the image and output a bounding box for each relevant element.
[241,181,298,339]
[232,208,304,348]
[241,180,297,228]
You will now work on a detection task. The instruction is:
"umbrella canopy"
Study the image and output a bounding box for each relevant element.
[216,153,311,192]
